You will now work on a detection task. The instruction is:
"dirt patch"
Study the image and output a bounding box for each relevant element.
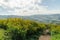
[39,35,50,40]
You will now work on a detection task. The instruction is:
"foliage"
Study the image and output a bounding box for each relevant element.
[0,18,58,40]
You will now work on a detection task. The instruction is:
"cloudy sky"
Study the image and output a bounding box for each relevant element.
[0,0,60,16]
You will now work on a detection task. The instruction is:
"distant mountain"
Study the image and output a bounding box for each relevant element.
[22,14,60,24]
[0,14,60,24]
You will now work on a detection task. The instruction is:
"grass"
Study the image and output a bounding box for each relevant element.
[51,34,60,40]
[0,29,6,40]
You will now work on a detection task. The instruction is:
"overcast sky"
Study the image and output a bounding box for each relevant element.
[0,0,60,16]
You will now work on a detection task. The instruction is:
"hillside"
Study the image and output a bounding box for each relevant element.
[0,17,59,40]
[0,18,51,40]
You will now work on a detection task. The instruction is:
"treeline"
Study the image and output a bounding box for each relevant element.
[0,18,59,40]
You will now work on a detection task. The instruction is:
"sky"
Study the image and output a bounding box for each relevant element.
[0,0,60,16]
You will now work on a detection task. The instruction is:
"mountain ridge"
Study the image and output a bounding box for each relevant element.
[0,14,60,24]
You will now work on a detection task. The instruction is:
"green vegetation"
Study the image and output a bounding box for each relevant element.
[51,24,60,40]
[0,18,49,40]
[0,18,60,40]
[51,34,60,40]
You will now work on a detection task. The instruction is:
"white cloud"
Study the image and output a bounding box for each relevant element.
[0,0,60,16]
[0,0,40,8]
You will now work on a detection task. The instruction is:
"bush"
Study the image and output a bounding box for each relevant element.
[0,18,51,40]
